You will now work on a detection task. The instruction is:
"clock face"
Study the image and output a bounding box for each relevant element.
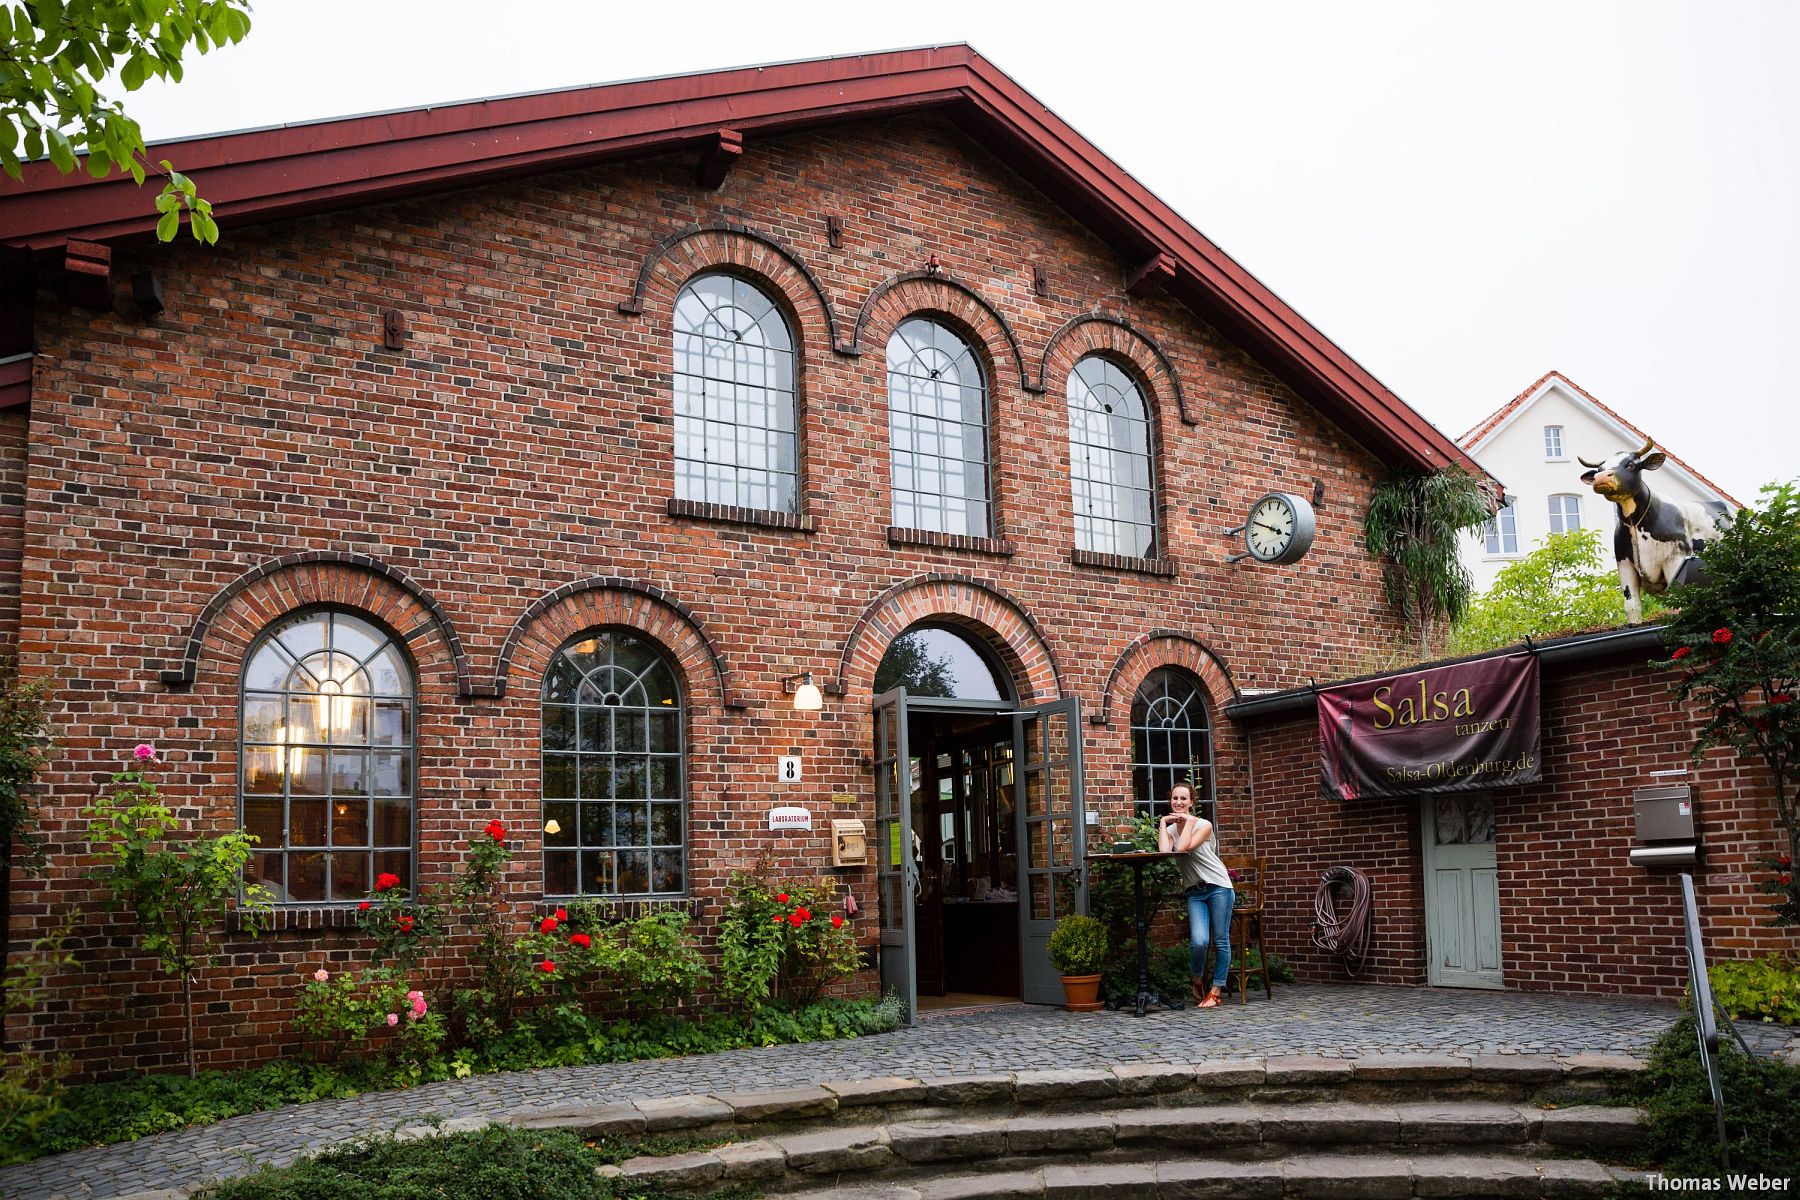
[1243,493,1317,564]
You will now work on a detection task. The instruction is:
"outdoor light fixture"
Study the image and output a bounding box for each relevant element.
[782,671,824,712]
[543,819,562,836]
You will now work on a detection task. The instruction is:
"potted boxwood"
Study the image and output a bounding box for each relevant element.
[1047,913,1108,1011]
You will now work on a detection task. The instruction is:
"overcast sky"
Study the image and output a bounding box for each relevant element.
[119,0,1798,502]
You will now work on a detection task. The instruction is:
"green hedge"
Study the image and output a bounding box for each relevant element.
[1625,1015,1800,1177]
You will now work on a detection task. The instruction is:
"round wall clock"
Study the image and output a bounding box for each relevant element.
[1243,492,1317,564]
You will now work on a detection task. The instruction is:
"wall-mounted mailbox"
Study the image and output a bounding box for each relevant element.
[1630,783,1699,868]
[832,818,867,867]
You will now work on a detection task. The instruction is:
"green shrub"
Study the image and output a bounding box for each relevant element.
[1625,1015,1800,1176]
[195,1125,603,1200]
[715,867,861,1008]
[1710,956,1800,1026]
[1047,914,1108,976]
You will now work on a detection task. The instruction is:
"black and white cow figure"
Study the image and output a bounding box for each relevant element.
[1579,438,1732,624]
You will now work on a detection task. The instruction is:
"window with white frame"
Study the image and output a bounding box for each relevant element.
[1544,425,1565,460]
[1067,355,1157,558]
[886,317,991,537]
[1548,493,1583,535]
[672,273,798,512]
[1483,502,1519,555]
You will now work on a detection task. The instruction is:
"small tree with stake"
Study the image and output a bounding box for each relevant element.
[1658,481,1800,925]
[85,744,271,1076]
[1364,467,1493,656]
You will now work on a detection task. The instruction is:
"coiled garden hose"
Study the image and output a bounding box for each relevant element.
[1310,866,1372,976]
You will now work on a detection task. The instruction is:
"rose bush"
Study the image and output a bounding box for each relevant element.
[716,867,861,1009]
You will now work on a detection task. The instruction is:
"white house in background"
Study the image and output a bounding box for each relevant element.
[1457,371,1739,594]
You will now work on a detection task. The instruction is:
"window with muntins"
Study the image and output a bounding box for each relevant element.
[1067,356,1156,557]
[1131,668,1214,821]
[241,610,415,903]
[673,273,798,512]
[542,630,685,898]
[1548,493,1583,534]
[1544,425,1565,459]
[887,317,991,536]
[1483,502,1519,555]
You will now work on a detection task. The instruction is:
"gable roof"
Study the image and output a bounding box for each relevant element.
[1460,370,1739,507]
[0,45,1478,477]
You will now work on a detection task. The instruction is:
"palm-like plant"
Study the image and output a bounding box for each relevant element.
[1364,467,1493,655]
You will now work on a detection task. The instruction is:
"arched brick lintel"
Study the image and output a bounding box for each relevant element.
[158,552,474,697]
[494,577,743,710]
[615,222,849,353]
[1093,630,1237,726]
[850,271,1036,393]
[1035,313,1195,425]
[836,573,1062,704]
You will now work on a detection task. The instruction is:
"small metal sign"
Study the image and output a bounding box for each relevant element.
[767,805,812,832]
[778,755,802,782]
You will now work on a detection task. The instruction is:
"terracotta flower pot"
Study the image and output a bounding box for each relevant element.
[1059,973,1105,1011]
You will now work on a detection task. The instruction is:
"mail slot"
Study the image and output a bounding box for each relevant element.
[832,818,868,867]
[1634,785,1695,842]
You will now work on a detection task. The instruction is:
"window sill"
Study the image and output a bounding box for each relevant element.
[886,527,1015,556]
[1070,548,1178,577]
[542,895,707,921]
[667,498,815,533]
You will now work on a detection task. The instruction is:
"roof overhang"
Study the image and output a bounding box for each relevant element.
[0,45,1480,477]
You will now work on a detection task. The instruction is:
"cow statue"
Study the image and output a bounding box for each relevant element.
[1578,438,1733,624]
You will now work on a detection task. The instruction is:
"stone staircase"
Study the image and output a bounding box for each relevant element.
[495,1052,1662,1198]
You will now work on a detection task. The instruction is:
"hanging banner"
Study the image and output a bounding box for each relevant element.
[1318,652,1540,800]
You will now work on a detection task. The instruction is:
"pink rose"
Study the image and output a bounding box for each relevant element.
[412,998,427,1018]
[406,990,422,1004]
[386,1013,399,1027]
[312,968,329,983]
[133,743,156,762]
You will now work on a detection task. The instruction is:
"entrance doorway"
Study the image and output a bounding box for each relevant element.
[1422,794,1503,989]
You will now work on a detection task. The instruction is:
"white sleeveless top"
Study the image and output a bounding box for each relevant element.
[1176,823,1234,891]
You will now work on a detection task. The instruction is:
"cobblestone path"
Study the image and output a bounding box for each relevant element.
[0,983,1703,1200]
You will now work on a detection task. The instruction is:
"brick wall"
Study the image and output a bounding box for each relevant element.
[0,406,26,651]
[1242,647,1798,997]
[9,113,1406,1076]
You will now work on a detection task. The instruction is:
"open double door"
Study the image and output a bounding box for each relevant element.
[872,689,1086,1022]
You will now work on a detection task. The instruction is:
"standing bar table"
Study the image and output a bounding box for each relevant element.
[1084,850,1183,1017]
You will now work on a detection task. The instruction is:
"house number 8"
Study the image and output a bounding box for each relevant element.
[779,756,802,782]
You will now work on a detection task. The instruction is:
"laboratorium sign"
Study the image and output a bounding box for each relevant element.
[1318,652,1540,800]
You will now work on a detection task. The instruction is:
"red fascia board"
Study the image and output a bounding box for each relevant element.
[0,43,1476,476]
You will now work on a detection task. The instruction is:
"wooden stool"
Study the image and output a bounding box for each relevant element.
[1222,854,1273,1004]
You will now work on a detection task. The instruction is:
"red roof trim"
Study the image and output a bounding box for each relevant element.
[1460,370,1739,507]
[0,45,1477,476]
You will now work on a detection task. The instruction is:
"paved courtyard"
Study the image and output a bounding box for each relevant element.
[0,982,1756,1200]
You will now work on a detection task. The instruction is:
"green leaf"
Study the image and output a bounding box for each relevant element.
[192,209,217,244]
[45,127,75,173]
[155,206,179,242]
[120,53,147,91]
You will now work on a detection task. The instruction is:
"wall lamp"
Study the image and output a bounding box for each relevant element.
[781,671,824,712]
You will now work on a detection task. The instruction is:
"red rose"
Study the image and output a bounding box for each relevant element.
[484,820,506,841]
[776,893,789,904]
[539,916,558,933]
[772,916,784,926]
[795,907,811,922]
[1780,854,1793,868]
[789,912,804,927]
[554,908,568,922]
[1782,873,1794,887]
[358,901,371,911]
[1713,628,1733,645]
[1671,647,1692,660]
[398,916,414,932]
[831,914,845,928]
[569,933,591,949]
[375,872,401,892]
[540,960,556,973]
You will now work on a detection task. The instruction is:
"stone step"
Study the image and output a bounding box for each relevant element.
[592,1102,1645,1194]
[772,1153,1659,1199]
[503,1053,1644,1145]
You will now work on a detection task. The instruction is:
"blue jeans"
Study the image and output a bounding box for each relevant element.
[1186,884,1235,989]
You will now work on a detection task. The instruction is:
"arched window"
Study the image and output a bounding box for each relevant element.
[874,623,1009,700]
[541,630,685,897]
[1130,668,1213,820]
[887,317,991,537]
[1067,356,1156,558]
[241,610,416,903]
[673,273,798,512]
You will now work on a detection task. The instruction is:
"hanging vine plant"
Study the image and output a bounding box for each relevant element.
[1363,467,1493,656]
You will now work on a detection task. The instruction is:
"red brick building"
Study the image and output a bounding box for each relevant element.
[0,48,1785,1074]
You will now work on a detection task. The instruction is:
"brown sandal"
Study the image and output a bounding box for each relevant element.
[1197,989,1222,1009]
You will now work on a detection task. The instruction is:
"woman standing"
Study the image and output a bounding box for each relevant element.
[1158,781,1235,1009]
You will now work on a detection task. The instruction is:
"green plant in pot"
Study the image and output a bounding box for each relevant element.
[1047,913,1109,1011]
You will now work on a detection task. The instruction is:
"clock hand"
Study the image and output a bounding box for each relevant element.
[1253,520,1284,535]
